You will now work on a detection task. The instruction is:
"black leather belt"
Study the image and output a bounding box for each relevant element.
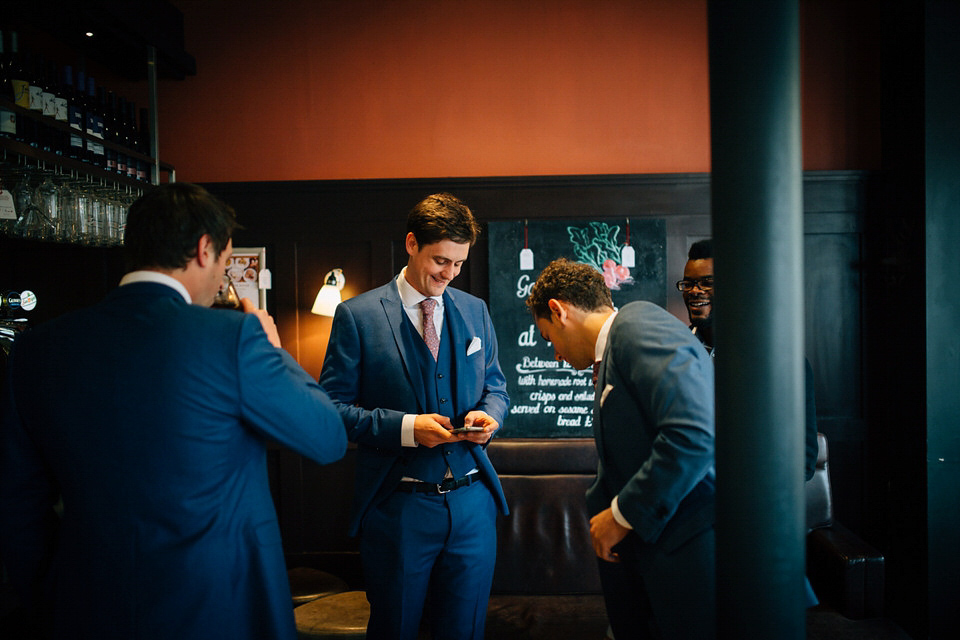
[397,474,478,495]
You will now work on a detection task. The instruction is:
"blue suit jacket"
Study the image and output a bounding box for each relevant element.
[319,279,509,536]
[587,301,715,556]
[0,282,347,640]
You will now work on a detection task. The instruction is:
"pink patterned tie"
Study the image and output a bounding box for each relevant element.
[421,298,439,360]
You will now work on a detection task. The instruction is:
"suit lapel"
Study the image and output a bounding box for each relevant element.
[380,285,427,412]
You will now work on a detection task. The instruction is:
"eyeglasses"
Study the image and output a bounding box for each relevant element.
[676,277,714,292]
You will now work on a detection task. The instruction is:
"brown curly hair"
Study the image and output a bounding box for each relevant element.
[525,258,613,319]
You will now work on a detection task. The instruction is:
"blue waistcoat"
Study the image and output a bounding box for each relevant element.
[400,309,476,483]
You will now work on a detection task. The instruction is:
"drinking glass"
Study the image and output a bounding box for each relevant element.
[0,170,17,236]
[11,168,52,240]
[35,171,61,241]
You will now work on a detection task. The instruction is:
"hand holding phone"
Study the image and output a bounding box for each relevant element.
[451,425,485,434]
[451,411,499,443]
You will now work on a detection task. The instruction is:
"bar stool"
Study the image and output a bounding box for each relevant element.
[294,590,369,639]
[287,567,349,606]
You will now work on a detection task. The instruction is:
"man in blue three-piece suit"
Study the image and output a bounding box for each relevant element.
[0,183,347,640]
[527,258,717,640]
[319,193,509,640]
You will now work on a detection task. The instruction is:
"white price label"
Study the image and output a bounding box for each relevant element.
[0,189,16,220]
[519,248,534,271]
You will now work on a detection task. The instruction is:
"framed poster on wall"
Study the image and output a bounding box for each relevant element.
[226,247,269,310]
[488,219,666,438]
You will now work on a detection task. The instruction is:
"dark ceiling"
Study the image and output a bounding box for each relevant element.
[10,0,196,81]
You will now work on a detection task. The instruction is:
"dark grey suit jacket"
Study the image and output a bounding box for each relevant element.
[587,300,716,559]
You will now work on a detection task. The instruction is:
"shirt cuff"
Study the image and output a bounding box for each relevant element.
[401,414,418,447]
[611,496,634,530]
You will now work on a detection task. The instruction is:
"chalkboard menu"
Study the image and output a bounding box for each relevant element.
[488,218,666,438]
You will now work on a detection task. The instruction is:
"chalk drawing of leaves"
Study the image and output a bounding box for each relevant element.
[567,226,596,268]
[594,222,621,261]
[566,222,635,290]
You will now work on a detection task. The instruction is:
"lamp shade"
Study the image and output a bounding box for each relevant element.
[312,269,345,316]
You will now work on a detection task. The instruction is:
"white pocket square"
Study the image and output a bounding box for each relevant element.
[467,337,482,356]
[600,384,614,407]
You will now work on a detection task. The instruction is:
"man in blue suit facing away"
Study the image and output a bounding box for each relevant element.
[527,258,716,640]
[319,193,509,640]
[0,183,347,640]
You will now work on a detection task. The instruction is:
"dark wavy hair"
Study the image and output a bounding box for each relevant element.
[124,183,240,271]
[407,193,481,247]
[525,258,613,319]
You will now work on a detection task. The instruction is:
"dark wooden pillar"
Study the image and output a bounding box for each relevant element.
[708,1,806,637]
[924,2,960,635]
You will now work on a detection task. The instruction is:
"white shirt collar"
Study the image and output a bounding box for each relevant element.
[396,267,443,310]
[595,311,618,363]
[119,271,192,304]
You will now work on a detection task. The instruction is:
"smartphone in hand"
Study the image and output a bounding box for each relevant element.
[451,425,485,434]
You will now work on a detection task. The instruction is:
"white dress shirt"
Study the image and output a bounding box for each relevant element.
[396,268,443,448]
[119,271,192,304]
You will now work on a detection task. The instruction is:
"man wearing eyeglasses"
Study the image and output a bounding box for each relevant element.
[676,239,715,356]
[677,238,818,482]
[678,238,821,607]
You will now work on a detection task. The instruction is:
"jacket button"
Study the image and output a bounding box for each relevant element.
[440,398,447,403]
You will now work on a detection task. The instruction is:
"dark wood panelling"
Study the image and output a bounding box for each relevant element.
[203,171,873,558]
[0,173,877,591]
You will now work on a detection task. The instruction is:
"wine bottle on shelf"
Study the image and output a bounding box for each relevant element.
[53,63,69,156]
[101,88,116,172]
[23,53,42,148]
[8,34,32,144]
[0,30,16,139]
[76,68,91,162]
[138,107,150,182]
[86,75,105,167]
[54,63,69,122]
[84,74,95,162]
[104,91,117,142]
[41,61,56,118]
[65,65,85,161]
[94,86,105,140]
[130,102,142,152]
[27,54,43,115]
[115,96,128,176]
[40,61,57,152]
[125,101,138,179]
[115,96,128,145]
[9,32,30,108]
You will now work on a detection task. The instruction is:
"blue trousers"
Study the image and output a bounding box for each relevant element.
[360,480,497,640]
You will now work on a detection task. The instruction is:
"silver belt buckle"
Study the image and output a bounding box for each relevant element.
[436,482,451,494]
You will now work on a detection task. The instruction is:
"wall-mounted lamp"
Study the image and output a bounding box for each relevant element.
[312,269,345,316]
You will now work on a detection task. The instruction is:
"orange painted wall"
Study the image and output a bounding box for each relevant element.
[147,0,880,183]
